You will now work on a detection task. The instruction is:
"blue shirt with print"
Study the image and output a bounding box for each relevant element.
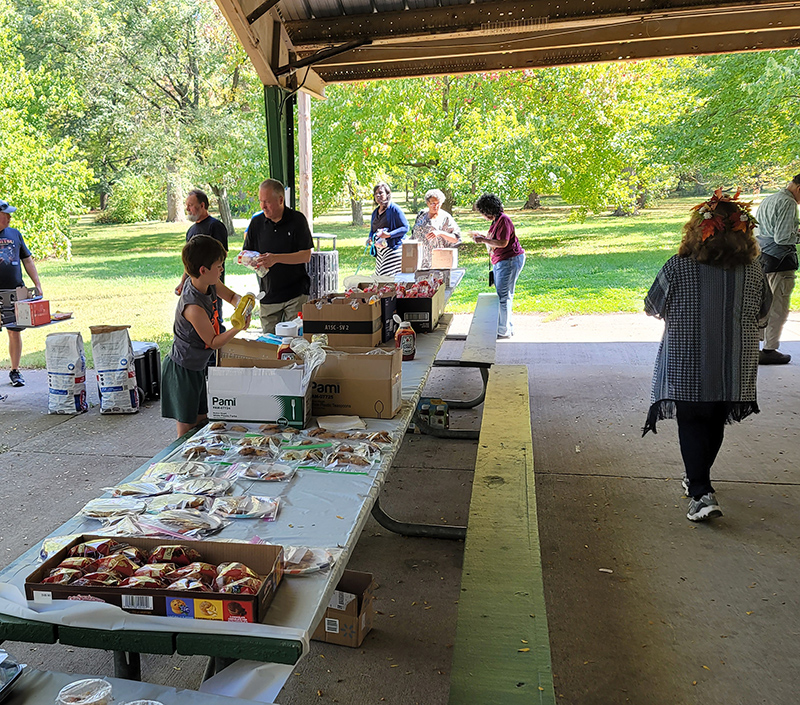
[0,227,31,288]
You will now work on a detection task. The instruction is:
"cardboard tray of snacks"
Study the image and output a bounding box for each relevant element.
[25,535,283,624]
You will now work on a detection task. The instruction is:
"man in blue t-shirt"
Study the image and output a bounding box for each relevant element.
[0,200,44,387]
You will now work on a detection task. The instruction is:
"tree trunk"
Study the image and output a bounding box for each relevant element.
[347,180,363,226]
[411,179,418,212]
[442,188,455,211]
[166,164,186,223]
[210,184,235,241]
[523,190,541,209]
[100,192,109,211]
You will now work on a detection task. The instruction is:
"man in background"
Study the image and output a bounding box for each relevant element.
[243,179,312,334]
[755,175,800,364]
[0,200,44,387]
[175,189,229,325]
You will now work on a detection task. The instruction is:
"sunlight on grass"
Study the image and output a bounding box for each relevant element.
[2,194,783,368]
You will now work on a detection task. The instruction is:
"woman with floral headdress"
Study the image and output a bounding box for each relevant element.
[643,189,772,522]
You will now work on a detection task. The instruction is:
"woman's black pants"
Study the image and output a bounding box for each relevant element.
[675,401,728,500]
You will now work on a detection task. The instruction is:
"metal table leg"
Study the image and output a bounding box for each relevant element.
[371,496,466,540]
[432,361,490,409]
[113,651,141,680]
[203,656,237,681]
[411,412,480,440]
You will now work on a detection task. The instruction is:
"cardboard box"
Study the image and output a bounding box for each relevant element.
[14,298,50,326]
[431,248,458,269]
[211,339,310,427]
[401,242,423,273]
[356,283,398,343]
[0,286,36,309]
[25,534,283,623]
[302,296,382,348]
[312,570,375,647]
[395,284,446,332]
[217,337,279,364]
[312,347,402,419]
[208,363,310,428]
[396,269,451,289]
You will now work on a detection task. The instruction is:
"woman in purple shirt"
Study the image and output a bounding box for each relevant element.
[469,193,526,338]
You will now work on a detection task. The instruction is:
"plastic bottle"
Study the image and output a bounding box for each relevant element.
[395,321,416,361]
[231,292,257,330]
[293,313,303,336]
[277,337,296,360]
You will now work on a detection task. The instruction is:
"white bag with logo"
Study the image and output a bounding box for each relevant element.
[45,332,88,414]
[90,325,140,414]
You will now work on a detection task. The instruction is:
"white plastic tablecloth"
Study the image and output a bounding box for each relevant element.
[0,314,454,700]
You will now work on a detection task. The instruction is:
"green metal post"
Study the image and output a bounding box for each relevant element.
[264,85,296,208]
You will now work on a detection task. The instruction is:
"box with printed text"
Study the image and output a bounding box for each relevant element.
[25,534,283,623]
[302,296,382,348]
[14,298,50,326]
[312,570,375,647]
[210,338,310,427]
[312,347,402,419]
[394,284,446,333]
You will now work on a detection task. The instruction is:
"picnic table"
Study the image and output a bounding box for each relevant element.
[0,312,459,700]
[4,668,278,705]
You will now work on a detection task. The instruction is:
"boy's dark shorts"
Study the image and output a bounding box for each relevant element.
[161,355,208,423]
[1,306,23,332]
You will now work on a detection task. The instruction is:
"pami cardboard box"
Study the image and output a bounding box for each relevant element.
[312,570,375,647]
[312,347,402,419]
[209,338,311,428]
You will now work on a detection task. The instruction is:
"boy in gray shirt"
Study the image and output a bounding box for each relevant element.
[161,235,251,437]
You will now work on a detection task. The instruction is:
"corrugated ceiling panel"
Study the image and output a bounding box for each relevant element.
[276,0,306,21]
[373,0,411,11]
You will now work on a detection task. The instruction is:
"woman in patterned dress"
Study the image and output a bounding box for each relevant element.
[643,190,771,522]
[411,189,461,270]
[367,183,409,276]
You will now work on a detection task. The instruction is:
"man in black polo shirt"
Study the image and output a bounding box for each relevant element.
[243,179,313,334]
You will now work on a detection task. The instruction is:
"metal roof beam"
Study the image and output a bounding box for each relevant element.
[305,7,800,67]
[275,38,373,75]
[312,27,800,81]
[246,0,281,25]
[285,0,800,45]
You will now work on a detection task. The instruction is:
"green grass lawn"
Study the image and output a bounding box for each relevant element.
[0,194,774,369]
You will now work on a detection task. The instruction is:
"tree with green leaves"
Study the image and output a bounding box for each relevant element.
[0,5,92,257]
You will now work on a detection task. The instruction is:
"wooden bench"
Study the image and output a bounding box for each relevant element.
[448,366,556,704]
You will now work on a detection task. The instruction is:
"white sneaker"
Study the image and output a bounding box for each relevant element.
[687,493,723,522]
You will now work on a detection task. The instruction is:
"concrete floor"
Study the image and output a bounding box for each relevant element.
[2,311,800,703]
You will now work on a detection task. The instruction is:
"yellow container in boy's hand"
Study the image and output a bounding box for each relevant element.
[231,292,260,330]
